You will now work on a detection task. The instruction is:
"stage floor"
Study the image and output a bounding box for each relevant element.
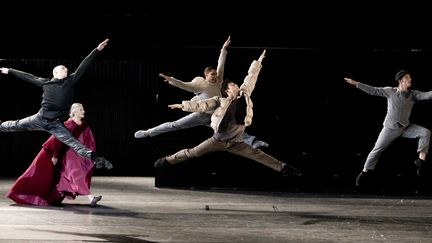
[0,176,431,242]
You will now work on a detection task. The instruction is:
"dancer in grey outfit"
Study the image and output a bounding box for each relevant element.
[134,36,268,149]
[345,70,432,186]
[154,50,301,177]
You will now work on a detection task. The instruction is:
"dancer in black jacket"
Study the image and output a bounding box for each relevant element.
[0,39,112,169]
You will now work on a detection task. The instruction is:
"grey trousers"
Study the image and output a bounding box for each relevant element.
[146,112,258,146]
[0,113,94,159]
[364,124,431,170]
[165,137,284,172]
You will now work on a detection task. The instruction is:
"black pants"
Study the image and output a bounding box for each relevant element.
[0,113,93,160]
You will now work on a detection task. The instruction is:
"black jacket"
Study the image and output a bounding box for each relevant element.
[9,48,99,120]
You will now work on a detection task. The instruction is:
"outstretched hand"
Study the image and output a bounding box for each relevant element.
[159,73,174,82]
[168,104,183,109]
[0,67,9,74]
[344,77,359,86]
[97,39,109,51]
[222,36,231,50]
[258,50,266,62]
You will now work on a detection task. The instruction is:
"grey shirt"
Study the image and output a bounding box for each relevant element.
[357,82,432,129]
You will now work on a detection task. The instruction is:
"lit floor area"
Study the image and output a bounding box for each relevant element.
[0,176,431,242]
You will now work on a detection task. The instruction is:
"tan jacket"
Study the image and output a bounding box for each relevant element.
[181,59,262,132]
[166,49,227,101]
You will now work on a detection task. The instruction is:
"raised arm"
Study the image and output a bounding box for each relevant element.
[71,38,109,83]
[216,36,231,82]
[240,50,266,96]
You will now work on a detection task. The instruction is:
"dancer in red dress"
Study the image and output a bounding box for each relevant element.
[6,103,102,207]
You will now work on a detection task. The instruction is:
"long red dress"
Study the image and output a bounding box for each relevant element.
[6,119,96,205]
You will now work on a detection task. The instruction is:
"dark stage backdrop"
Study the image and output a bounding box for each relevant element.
[1,4,432,193]
[1,45,432,192]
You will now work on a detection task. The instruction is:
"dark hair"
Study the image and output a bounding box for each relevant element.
[220,79,231,97]
[204,66,216,75]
